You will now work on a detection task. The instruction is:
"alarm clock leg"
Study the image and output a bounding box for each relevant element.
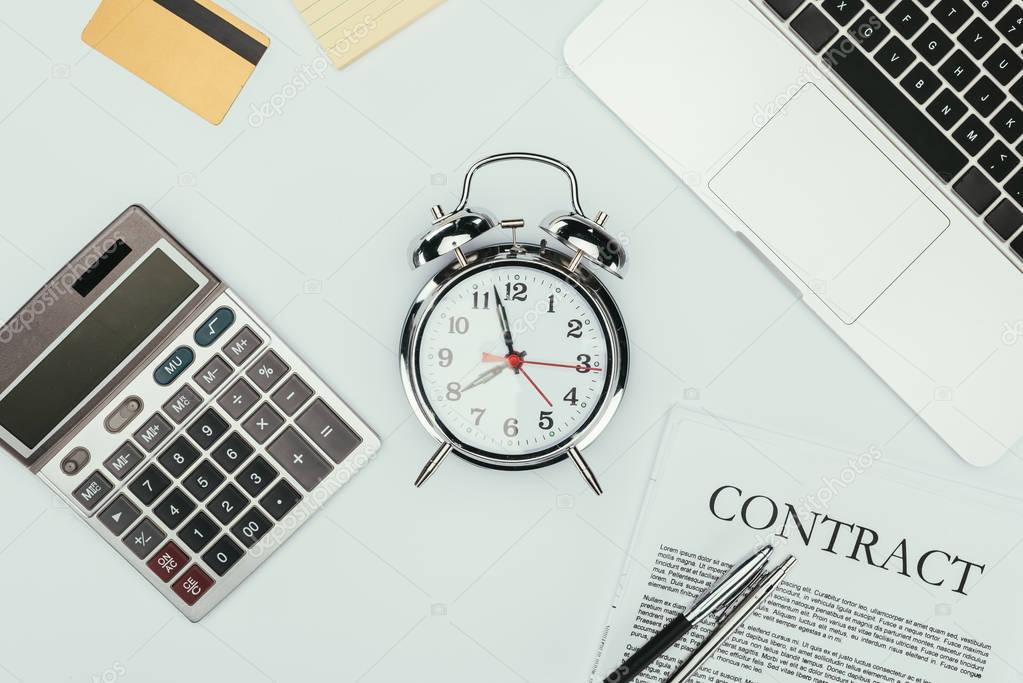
[568,447,603,496]
[414,442,453,488]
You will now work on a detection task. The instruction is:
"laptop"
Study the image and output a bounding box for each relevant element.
[566,0,1023,467]
[0,206,379,620]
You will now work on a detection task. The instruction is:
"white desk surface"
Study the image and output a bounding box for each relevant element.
[1,1,1022,682]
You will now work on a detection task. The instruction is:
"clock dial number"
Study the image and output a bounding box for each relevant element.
[438,348,453,367]
[576,354,593,374]
[547,294,556,313]
[567,319,583,339]
[471,408,486,426]
[449,316,470,335]
[504,282,527,301]
[503,418,519,437]
[563,387,579,406]
[538,411,554,430]
[446,382,462,401]
[472,291,490,310]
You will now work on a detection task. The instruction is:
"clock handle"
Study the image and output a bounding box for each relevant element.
[568,447,604,496]
[453,153,586,216]
[414,442,452,488]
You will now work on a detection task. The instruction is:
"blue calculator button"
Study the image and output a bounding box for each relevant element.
[195,307,235,347]
[153,346,195,386]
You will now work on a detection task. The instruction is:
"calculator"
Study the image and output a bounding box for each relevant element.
[0,206,380,621]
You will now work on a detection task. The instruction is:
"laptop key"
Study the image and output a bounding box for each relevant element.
[991,102,1023,144]
[953,167,999,213]
[824,39,968,181]
[913,23,953,64]
[968,0,1009,21]
[765,0,806,19]
[926,89,968,129]
[985,199,1023,239]
[850,10,890,51]
[952,114,994,155]
[901,62,941,103]
[939,49,980,91]
[866,0,895,11]
[932,0,974,33]
[875,36,916,78]
[957,17,998,59]
[965,75,1006,117]
[890,0,928,38]
[1004,168,1023,206]
[823,0,864,25]
[996,6,1023,46]
[792,5,838,51]
[983,44,1023,85]
[979,141,1020,181]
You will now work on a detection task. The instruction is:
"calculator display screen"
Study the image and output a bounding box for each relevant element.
[0,249,199,450]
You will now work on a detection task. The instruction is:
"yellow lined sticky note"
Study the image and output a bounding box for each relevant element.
[293,0,444,69]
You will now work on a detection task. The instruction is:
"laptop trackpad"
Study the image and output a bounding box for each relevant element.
[709,85,949,324]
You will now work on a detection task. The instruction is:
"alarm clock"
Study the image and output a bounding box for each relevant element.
[399,153,629,495]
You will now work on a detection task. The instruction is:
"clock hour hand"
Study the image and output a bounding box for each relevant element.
[462,364,506,392]
[492,286,516,356]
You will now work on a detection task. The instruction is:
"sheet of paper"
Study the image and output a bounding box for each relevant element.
[592,408,1023,683]
[292,0,443,69]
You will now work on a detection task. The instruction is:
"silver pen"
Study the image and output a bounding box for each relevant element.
[667,555,798,683]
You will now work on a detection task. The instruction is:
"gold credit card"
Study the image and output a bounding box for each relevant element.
[293,0,444,70]
[83,0,270,124]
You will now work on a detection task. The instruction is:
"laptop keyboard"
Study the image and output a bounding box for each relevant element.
[764,0,1023,257]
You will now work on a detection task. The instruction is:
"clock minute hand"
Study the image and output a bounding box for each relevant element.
[492,286,516,355]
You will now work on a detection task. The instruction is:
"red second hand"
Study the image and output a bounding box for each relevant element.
[523,360,603,372]
[519,367,553,407]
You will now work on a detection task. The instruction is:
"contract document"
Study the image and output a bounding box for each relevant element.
[592,409,1023,683]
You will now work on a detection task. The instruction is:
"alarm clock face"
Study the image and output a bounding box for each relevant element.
[413,259,617,464]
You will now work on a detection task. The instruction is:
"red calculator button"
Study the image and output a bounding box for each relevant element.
[146,541,188,582]
[172,565,215,605]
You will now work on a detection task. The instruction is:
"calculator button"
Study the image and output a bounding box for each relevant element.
[179,512,219,552]
[223,326,263,366]
[187,409,229,450]
[211,432,255,473]
[99,495,141,536]
[147,541,188,582]
[260,480,302,521]
[271,375,313,416]
[133,413,173,452]
[129,464,172,506]
[103,442,145,480]
[237,456,278,497]
[242,403,285,444]
[217,379,259,420]
[154,488,197,530]
[231,507,273,548]
[183,460,225,502]
[195,307,235,347]
[153,346,195,386]
[208,483,247,524]
[162,384,202,425]
[247,350,289,391]
[193,355,232,395]
[172,565,215,605]
[73,471,113,511]
[297,399,362,464]
[124,518,166,560]
[158,436,202,478]
[267,427,333,492]
[202,536,244,576]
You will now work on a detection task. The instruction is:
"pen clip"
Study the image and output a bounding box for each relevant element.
[710,569,769,622]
